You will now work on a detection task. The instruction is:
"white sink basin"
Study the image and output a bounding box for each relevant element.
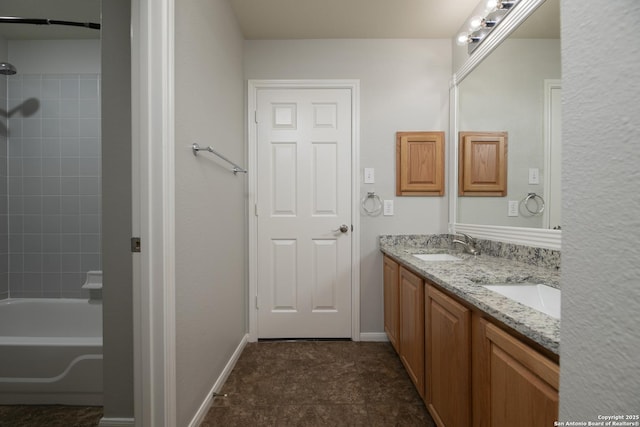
[483,284,561,319]
[413,253,462,262]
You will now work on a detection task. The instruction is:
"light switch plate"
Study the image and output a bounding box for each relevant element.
[528,168,540,184]
[383,199,394,216]
[364,168,375,184]
[508,200,519,217]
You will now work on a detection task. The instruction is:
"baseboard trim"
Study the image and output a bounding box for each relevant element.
[187,333,249,427]
[98,417,135,427]
[359,332,389,342]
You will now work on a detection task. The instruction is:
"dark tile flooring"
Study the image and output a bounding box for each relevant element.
[0,405,102,427]
[0,341,435,426]
[202,340,436,426]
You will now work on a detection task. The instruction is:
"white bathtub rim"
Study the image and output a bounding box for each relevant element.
[0,297,102,338]
[0,297,102,305]
[0,337,103,346]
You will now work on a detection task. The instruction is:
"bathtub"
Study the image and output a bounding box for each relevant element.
[0,298,103,405]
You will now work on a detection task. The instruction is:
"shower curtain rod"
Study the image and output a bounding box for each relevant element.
[0,16,100,30]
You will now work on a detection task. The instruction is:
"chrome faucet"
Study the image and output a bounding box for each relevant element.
[452,233,481,256]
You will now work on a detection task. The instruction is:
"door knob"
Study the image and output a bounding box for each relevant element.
[333,224,349,233]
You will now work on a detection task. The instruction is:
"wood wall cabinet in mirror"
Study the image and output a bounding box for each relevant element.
[458,131,507,196]
[396,131,445,196]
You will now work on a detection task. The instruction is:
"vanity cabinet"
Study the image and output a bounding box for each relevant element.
[473,317,559,427]
[425,284,471,427]
[399,265,425,397]
[382,257,425,397]
[382,254,559,426]
[383,256,400,352]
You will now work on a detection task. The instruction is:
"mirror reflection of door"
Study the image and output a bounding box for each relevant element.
[544,80,562,230]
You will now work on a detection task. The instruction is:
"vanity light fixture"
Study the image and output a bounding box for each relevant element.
[456,0,521,52]
[469,16,497,30]
[486,0,517,10]
[456,32,483,46]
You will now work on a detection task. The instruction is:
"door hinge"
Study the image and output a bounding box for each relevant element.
[255,203,258,216]
[254,110,258,123]
[255,295,259,309]
[131,237,141,253]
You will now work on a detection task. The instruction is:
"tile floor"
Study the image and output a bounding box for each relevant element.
[0,405,102,427]
[0,341,435,426]
[202,340,436,426]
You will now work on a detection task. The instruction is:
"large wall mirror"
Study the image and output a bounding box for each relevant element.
[450,0,561,249]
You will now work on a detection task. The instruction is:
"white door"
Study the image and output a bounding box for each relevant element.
[256,88,352,338]
[544,80,562,230]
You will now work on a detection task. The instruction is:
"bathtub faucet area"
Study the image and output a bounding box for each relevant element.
[82,271,103,302]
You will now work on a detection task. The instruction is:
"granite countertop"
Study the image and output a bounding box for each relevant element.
[379,235,560,355]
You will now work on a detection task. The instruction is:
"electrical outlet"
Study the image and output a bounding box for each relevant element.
[528,168,540,184]
[364,168,375,184]
[508,200,519,217]
[383,199,394,216]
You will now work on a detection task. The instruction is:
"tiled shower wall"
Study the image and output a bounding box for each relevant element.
[0,74,7,300]
[6,73,101,298]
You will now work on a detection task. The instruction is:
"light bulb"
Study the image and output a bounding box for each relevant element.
[486,0,499,10]
[456,32,470,46]
[469,15,484,31]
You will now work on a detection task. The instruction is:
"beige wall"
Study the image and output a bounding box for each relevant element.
[244,39,451,333]
[174,0,247,425]
[560,0,640,420]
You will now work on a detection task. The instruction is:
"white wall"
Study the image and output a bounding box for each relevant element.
[560,0,640,421]
[245,39,451,333]
[8,40,100,74]
[174,0,247,425]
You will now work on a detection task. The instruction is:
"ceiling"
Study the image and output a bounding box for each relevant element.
[511,0,560,38]
[229,0,481,39]
[0,0,559,41]
[230,0,559,39]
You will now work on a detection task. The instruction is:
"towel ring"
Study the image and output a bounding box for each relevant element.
[523,192,545,216]
[361,192,382,215]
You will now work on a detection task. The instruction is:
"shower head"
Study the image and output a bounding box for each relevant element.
[0,62,17,75]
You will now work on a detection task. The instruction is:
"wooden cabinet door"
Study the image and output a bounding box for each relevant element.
[458,131,507,196]
[425,284,471,427]
[474,318,559,427]
[399,266,425,397]
[396,131,445,196]
[383,256,400,352]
